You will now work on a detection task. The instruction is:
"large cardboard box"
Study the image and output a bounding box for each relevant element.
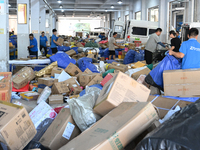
[163,69,200,97]
[51,67,64,76]
[68,83,82,95]
[131,67,151,80]
[76,42,84,47]
[147,95,192,118]
[65,63,82,76]
[38,77,58,89]
[40,108,81,150]
[52,81,70,94]
[94,72,150,116]
[0,72,12,102]
[57,37,64,45]
[48,94,63,104]
[78,73,97,87]
[84,68,93,74]
[87,74,103,87]
[12,67,35,89]
[20,91,39,101]
[0,101,37,150]
[60,102,158,150]
[65,50,76,57]
[108,64,128,73]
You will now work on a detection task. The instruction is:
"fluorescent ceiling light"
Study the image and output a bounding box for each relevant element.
[61,9,64,12]
[59,5,63,8]
[8,4,11,7]
[111,5,114,9]
[57,0,62,3]
[117,0,122,4]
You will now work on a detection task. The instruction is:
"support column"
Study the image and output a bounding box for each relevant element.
[31,0,40,52]
[39,0,46,33]
[17,0,29,58]
[49,13,53,36]
[0,0,9,71]
[159,0,167,42]
[141,0,146,20]
[129,2,133,20]
[46,12,50,42]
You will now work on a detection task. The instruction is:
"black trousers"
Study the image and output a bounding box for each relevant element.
[145,50,153,64]
[40,45,47,56]
[51,48,58,54]
[28,48,38,59]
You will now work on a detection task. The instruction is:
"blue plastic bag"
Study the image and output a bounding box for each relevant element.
[123,50,137,64]
[77,57,99,73]
[134,50,145,62]
[47,48,52,55]
[50,52,76,69]
[79,84,103,96]
[145,54,182,90]
[57,46,70,52]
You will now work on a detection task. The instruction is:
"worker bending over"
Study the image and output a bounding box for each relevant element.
[109,32,120,60]
[51,29,61,55]
[169,30,181,52]
[169,28,200,69]
[40,32,48,56]
[145,28,167,64]
[28,34,38,59]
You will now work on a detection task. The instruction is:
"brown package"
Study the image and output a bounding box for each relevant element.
[65,50,77,57]
[51,67,64,76]
[48,94,63,104]
[65,63,82,76]
[57,37,64,45]
[0,72,12,102]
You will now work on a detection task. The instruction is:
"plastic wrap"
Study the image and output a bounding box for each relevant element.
[35,61,58,77]
[50,52,76,69]
[79,84,103,96]
[136,99,200,150]
[68,87,102,132]
[37,86,52,104]
[145,54,182,90]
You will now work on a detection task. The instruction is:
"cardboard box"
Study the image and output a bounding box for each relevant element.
[52,81,70,94]
[130,61,146,69]
[60,102,158,150]
[87,74,103,87]
[100,57,105,61]
[40,108,81,150]
[12,67,35,89]
[63,41,71,47]
[65,63,82,76]
[147,95,192,119]
[76,42,84,47]
[0,101,37,150]
[48,94,63,104]
[94,72,150,116]
[57,37,64,45]
[51,67,64,76]
[65,50,76,57]
[69,83,82,95]
[29,101,57,128]
[20,91,39,101]
[131,67,151,80]
[79,73,98,87]
[43,75,51,78]
[0,72,12,102]
[38,78,58,89]
[108,64,128,73]
[12,100,33,113]
[101,73,114,86]
[84,68,93,74]
[163,69,200,97]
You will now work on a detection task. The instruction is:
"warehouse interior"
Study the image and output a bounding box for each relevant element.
[1,0,200,150]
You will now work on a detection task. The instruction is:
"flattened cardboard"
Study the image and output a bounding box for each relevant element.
[0,101,37,150]
[163,69,200,97]
[0,72,12,102]
[60,102,158,150]
[65,63,82,76]
[94,72,150,116]
[40,108,81,150]
[51,67,64,76]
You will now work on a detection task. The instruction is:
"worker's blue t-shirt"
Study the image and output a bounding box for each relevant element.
[51,34,57,48]
[30,37,38,52]
[180,38,200,69]
[40,36,48,47]
[177,35,180,38]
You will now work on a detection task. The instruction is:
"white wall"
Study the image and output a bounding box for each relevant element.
[9,15,17,34]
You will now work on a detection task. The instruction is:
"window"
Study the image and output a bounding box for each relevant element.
[94,32,98,36]
[148,7,159,22]
[149,29,157,35]
[135,11,141,20]
[132,27,147,36]
[115,25,123,33]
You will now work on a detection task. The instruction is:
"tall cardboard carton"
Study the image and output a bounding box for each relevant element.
[0,101,37,150]
[163,69,200,97]
[40,108,81,150]
[65,63,82,76]
[59,102,158,150]
[94,72,150,116]
[0,72,12,102]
